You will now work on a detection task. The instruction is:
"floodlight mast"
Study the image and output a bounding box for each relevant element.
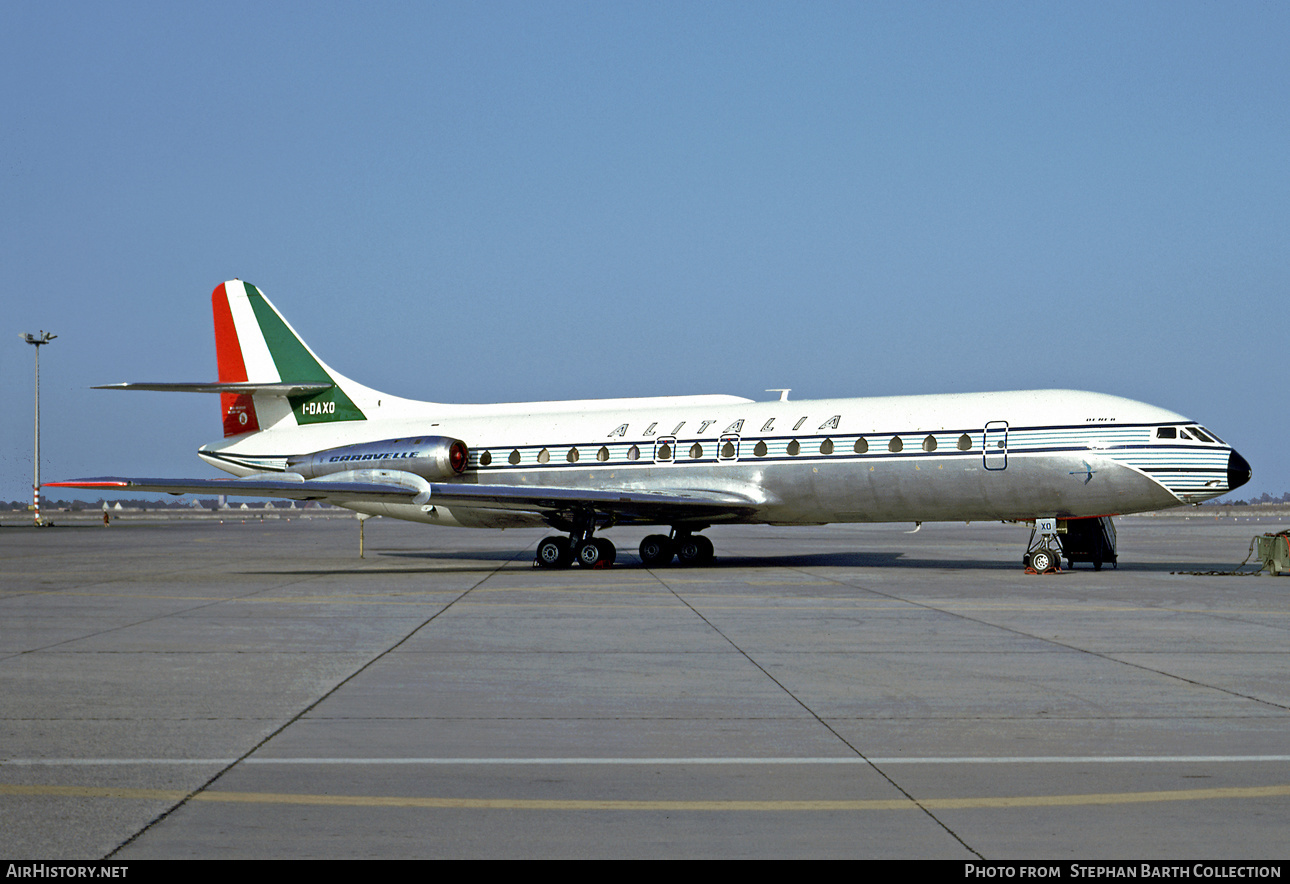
[21,331,56,526]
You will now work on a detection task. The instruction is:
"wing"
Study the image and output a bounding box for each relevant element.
[47,471,763,525]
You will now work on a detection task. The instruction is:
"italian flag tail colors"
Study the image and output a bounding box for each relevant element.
[212,280,366,437]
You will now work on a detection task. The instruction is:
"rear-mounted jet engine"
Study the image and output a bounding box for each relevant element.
[287,436,468,481]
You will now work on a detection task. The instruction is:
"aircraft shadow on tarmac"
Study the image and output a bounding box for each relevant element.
[240,545,1260,575]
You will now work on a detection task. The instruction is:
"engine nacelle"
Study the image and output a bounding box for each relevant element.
[287,436,469,481]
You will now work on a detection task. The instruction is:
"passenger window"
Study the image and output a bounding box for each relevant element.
[888,437,903,453]
[721,440,736,458]
[854,438,868,454]
[689,443,703,459]
[786,439,800,456]
[508,449,521,465]
[922,435,937,452]
[957,434,971,451]
[754,440,768,457]
[480,450,492,466]
[820,438,834,455]
[537,448,550,464]
[597,446,610,462]
[627,445,640,461]
[567,448,580,463]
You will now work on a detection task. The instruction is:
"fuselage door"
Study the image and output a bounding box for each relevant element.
[984,421,1008,470]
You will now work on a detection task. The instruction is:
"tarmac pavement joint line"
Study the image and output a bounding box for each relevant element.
[643,565,986,857]
[782,564,1290,714]
[97,541,534,858]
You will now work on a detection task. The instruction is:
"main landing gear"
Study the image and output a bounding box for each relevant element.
[639,530,714,568]
[535,535,617,569]
[535,510,619,570]
[534,525,715,569]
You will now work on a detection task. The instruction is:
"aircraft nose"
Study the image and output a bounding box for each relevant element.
[1227,450,1252,491]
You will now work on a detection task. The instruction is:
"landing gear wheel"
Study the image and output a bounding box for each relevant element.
[1029,547,1055,573]
[576,538,616,569]
[535,536,573,569]
[675,534,715,567]
[595,538,616,568]
[639,534,675,567]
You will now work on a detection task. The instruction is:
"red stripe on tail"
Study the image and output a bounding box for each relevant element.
[212,283,260,437]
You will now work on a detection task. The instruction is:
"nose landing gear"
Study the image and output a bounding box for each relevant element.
[1025,545,1059,574]
[1025,518,1061,574]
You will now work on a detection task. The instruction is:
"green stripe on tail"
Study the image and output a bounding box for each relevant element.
[245,284,366,424]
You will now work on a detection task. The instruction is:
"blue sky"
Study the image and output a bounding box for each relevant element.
[2,2,1286,502]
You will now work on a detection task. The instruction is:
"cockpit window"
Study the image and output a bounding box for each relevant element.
[1157,425,1223,444]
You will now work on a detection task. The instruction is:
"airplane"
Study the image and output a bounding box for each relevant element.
[50,280,1252,571]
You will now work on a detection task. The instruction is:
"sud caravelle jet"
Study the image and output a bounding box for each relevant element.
[52,280,1252,571]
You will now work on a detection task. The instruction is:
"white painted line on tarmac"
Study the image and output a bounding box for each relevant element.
[5,781,1290,812]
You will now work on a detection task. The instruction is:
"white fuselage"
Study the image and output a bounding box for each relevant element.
[200,388,1235,531]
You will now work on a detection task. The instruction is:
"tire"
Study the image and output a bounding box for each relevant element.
[536,536,572,568]
[639,534,674,567]
[676,534,714,567]
[593,538,616,569]
[694,534,715,564]
[1030,548,1053,573]
[577,539,615,569]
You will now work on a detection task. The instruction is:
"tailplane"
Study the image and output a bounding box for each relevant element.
[94,281,422,437]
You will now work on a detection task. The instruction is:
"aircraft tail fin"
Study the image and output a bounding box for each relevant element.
[212,280,368,436]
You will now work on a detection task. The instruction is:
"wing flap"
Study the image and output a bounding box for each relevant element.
[421,483,761,523]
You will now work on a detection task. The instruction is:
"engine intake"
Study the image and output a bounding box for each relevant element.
[287,436,469,481]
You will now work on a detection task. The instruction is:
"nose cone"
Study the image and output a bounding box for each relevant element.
[1227,450,1252,492]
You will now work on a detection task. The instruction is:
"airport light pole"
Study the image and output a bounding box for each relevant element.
[22,331,56,526]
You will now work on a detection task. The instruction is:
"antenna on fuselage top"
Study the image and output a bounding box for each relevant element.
[766,389,791,402]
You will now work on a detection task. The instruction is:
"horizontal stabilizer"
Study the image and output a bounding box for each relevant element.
[93,381,333,396]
